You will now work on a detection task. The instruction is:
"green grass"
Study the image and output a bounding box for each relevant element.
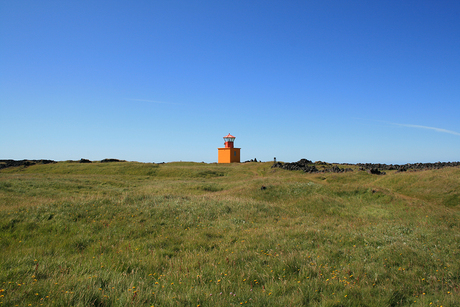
[0,161,459,306]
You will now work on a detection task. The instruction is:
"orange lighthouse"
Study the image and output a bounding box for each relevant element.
[218,133,240,163]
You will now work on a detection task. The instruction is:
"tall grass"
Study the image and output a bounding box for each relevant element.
[0,161,459,306]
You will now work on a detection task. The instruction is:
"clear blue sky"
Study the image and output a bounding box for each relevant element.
[1,1,459,164]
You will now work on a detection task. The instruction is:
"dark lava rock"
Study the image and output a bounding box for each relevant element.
[357,161,460,172]
[100,159,125,163]
[367,168,386,175]
[324,165,354,173]
[79,159,92,163]
[0,159,56,170]
[270,158,460,175]
[244,158,260,163]
[274,159,318,173]
[271,158,350,173]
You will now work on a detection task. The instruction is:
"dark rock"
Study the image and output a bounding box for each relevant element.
[357,161,460,172]
[272,159,316,173]
[0,159,56,170]
[367,168,385,175]
[79,159,92,163]
[271,159,353,174]
[101,159,125,163]
[244,158,261,163]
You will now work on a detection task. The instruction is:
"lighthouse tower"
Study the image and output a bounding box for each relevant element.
[218,133,240,163]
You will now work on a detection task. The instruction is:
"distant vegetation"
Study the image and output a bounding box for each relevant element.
[1,160,459,306]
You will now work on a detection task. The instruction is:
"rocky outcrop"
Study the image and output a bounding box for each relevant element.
[367,168,385,175]
[272,159,352,173]
[100,159,125,163]
[357,161,460,172]
[0,159,56,170]
[244,158,260,163]
[272,159,460,175]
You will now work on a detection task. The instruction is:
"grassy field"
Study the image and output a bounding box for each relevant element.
[0,161,459,306]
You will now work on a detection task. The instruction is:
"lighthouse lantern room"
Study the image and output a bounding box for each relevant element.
[223,134,235,148]
[218,133,240,163]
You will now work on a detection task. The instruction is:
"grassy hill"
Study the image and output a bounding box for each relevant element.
[1,161,459,306]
